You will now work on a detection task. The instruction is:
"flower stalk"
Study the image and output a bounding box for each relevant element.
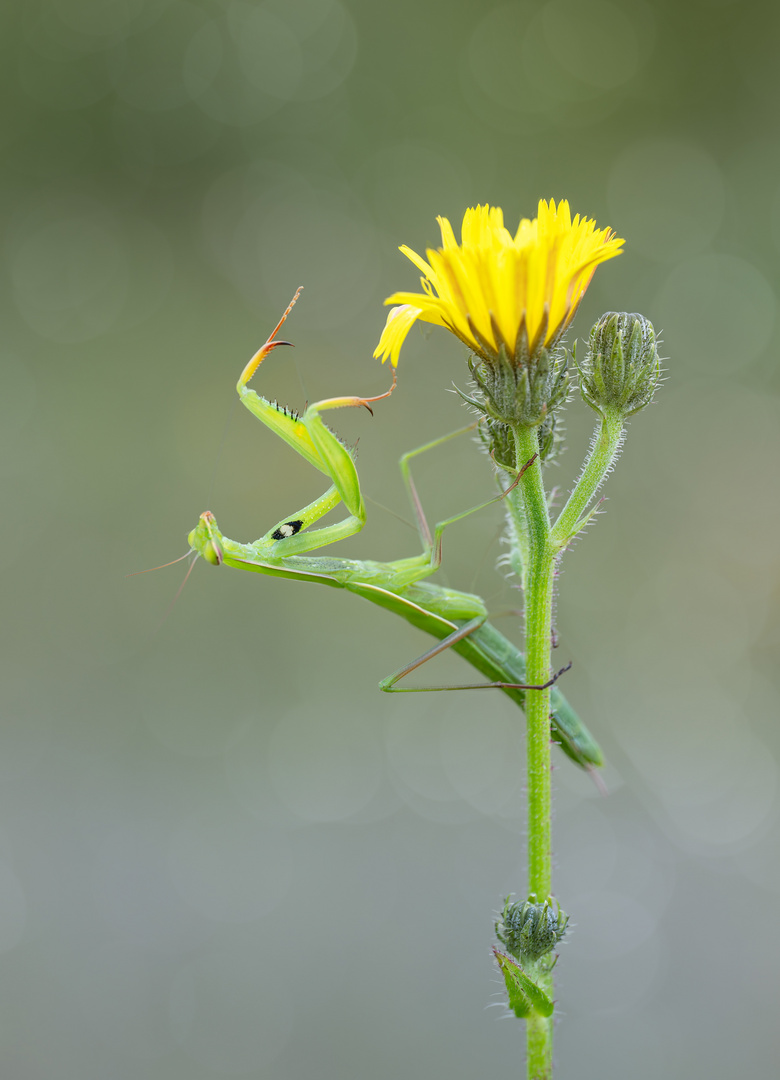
[510,427,557,1079]
[375,201,662,1080]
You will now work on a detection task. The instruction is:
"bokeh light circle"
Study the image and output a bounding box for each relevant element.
[49,0,167,42]
[183,0,356,127]
[469,0,653,114]
[656,253,775,373]
[108,1,209,113]
[8,197,173,344]
[608,139,726,262]
[202,166,379,327]
[439,709,524,816]
[523,0,645,99]
[11,213,129,343]
[169,813,293,923]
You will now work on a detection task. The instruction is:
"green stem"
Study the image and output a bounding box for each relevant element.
[526,1003,553,1080]
[551,408,625,549]
[510,426,556,1080]
[501,411,626,1078]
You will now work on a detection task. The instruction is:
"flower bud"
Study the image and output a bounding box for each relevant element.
[579,312,661,417]
[495,894,568,963]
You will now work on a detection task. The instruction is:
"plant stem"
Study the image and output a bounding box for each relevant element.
[551,408,624,549]
[510,426,557,1080]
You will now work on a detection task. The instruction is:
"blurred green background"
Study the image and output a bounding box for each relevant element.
[2,0,779,1076]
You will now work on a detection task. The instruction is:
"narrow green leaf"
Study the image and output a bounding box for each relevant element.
[493,948,554,1019]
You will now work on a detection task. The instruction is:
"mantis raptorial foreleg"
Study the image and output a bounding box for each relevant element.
[230,286,396,557]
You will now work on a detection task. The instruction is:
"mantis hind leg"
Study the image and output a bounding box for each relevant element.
[378,617,571,694]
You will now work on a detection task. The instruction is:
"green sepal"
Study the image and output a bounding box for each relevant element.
[465,343,569,430]
[493,948,554,1019]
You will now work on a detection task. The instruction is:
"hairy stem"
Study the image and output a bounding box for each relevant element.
[551,407,624,549]
[509,426,556,1080]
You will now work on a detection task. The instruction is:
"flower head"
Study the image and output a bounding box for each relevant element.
[374,200,623,367]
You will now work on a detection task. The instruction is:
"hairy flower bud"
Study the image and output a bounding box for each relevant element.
[579,312,661,417]
[495,895,569,964]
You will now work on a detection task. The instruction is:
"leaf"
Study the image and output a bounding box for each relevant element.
[493,948,554,1019]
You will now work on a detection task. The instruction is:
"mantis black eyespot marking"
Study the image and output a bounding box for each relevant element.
[271,520,304,540]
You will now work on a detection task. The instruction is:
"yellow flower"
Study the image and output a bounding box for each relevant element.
[374,200,624,367]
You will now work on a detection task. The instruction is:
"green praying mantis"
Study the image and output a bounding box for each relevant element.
[186,290,603,773]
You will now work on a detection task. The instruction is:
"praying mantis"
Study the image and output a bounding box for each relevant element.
[186,290,603,773]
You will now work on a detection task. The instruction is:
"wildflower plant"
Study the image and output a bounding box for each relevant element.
[375,200,662,1079]
[183,198,661,1080]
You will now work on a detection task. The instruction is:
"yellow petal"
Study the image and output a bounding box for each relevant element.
[375,200,624,366]
[373,304,423,367]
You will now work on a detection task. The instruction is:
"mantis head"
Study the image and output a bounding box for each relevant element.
[188,511,224,566]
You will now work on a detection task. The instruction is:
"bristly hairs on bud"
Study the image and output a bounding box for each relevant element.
[495,894,569,966]
[577,312,661,418]
[456,339,569,432]
[460,332,571,477]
